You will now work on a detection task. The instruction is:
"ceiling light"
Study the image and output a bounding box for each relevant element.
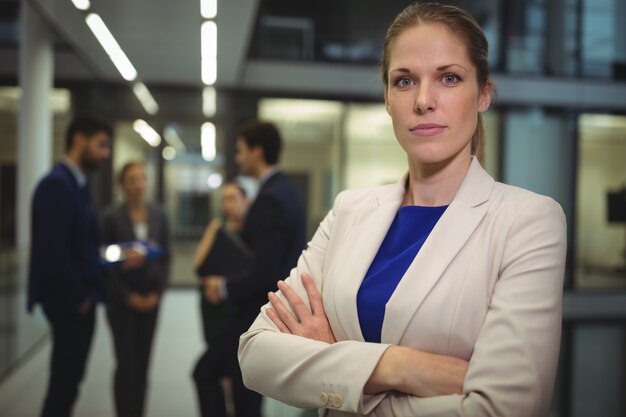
[132,82,159,115]
[202,58,217,85]
[133,119,161,147]
[207,173,223,189]
[201,122,216,161]
[71,0,90,11]
[85,13,137,81]
[163,126,186,152]
[201,0,217,19]
[203,86,217,117]
[201,21,217,85]
[162,146,177,161]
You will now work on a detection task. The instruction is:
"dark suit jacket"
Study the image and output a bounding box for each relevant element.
[100,203,170,306]
[27,163,103,314]
[226,170,306,332]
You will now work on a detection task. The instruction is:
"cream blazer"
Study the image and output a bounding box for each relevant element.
[239,158,567,417]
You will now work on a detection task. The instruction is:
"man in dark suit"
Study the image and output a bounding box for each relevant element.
[27,115,112,417]
[200,121,306,417]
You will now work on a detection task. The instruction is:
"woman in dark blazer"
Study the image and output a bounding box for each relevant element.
[101,161,170,417]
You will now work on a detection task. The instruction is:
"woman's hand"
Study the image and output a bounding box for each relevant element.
[121,248,146,270]
[266,273,336,344]
[365,346,468,397]
[126,292,159,312]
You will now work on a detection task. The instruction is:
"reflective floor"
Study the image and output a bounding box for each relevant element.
[0,289,313,417]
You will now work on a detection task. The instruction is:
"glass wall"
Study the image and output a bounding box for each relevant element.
[257,97,503,236]
[581,0,626,79]
[250,0,626,82]
[0,88,71,380]
[576,114,626,289]
[259,99,344,234]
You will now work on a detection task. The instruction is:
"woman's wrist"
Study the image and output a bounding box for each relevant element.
[364,346,407,394]
[364,346,468,397]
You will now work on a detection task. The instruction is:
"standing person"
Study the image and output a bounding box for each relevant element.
[27,114,112,417]
[204,121,307,417]
[192,182,252,417]
[239,3,567,417]
[100,161,170,417]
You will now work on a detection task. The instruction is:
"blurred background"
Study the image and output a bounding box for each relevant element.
[1,0,626,416]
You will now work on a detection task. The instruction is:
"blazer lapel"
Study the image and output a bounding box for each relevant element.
[381,158,495,343]
[147,205,158,241]
[120,205,137,241]
[332,181,405,341]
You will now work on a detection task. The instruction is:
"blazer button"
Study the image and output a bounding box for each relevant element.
[320,392,329,406]
[331,394,343,408]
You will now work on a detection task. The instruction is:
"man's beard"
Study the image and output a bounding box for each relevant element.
[80,151,102,171]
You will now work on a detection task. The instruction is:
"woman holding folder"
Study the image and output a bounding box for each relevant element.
[101,161,170,417]
[192,182,253,417]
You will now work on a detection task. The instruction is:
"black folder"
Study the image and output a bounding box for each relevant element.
[196,227,253,343]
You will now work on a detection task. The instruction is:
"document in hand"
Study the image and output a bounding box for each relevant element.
[100,240,163,266]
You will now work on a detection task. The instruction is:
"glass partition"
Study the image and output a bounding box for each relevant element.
[576,114,626,289]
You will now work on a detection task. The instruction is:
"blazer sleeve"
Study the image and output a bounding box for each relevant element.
[31,178,89,310]
[238,191,392,413]
[366,196,567,417]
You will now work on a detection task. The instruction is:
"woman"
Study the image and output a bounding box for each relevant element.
[101,161,170,417]
[192,182,253,417]
[238,3,567,417]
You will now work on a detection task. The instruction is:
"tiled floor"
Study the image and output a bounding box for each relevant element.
[0,289,314,417]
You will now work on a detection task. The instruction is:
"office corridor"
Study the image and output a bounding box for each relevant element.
[0,289,311,417]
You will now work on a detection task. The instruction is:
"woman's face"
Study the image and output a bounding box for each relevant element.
[121,164,147,201]
[221,184,248,222]
[384,23,491,166]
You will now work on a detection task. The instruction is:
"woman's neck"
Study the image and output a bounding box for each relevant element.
[226,218,244,232]
[126,198,147,222]
[404,154,472,207]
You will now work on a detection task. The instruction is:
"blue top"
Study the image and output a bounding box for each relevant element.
[357,205,447,343]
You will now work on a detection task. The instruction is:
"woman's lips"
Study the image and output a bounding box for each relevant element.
[410,123,446,136]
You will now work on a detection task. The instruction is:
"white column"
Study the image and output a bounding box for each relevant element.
[16,1,53,252]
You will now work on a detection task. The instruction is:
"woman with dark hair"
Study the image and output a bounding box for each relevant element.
[192,182,253,417]
[239,3,566,417]
[101,161,170,417]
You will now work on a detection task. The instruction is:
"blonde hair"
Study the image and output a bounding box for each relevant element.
[380,2,492,162]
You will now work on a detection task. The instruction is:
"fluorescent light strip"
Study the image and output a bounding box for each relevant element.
[201,21,217,85]
[201,122,216,161]
[133,119,161,147]
[85,13,137,81]
[132,82,159,115]
[163,126,186,151]
[201,0,218,19]
[71,0,90,11]
[203,86,217,117]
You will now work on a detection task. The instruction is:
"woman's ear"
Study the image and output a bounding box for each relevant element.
[384,89,390,115]
[478,81,494,113]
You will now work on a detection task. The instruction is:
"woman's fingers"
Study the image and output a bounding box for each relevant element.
[276,280,310,322]
[267,274,336,344]
[266,307,292,334]
[300,273,324,316]
[268,291,301,331]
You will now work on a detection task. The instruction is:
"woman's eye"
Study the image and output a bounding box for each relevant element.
[442,74,460,84]
[395,77,414,87]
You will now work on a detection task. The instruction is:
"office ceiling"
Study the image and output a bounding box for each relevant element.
[27,0,259,87]
[8,0,590,109]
